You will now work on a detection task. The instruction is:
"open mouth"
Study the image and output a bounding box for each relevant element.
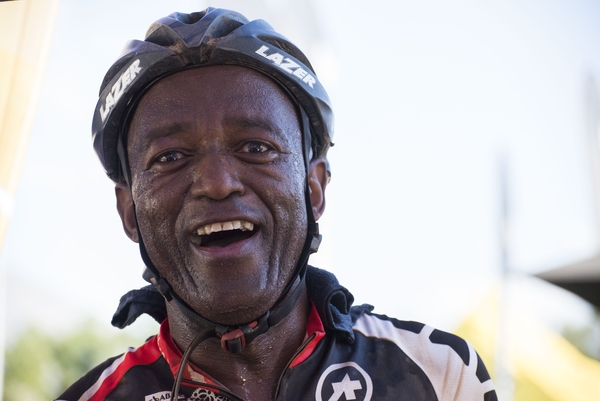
[194,220,256,248]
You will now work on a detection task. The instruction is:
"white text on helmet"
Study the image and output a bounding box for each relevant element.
[255,46,316,89]
[100,59,142,122]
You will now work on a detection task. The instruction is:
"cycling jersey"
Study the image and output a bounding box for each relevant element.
[56,267,498,401]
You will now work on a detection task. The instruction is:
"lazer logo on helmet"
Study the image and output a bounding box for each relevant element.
[255,45,316,88]
[99,59,142,122]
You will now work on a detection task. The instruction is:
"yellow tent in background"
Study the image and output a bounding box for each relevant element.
[0,0,61,396]
[455,288,600,401]
[0,0,60,248]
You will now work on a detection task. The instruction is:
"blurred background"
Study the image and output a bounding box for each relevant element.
[1,0,600,400]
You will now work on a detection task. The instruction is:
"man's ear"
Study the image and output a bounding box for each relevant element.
[115,183,139,243]
[308,158,328,221]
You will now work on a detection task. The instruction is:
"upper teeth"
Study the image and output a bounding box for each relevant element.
[197,220,254,236]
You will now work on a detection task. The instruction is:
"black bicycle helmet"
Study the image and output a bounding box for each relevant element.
[92,7,333,183]
[92,8,333,371]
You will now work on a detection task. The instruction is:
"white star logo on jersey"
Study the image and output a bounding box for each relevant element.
[329,373,362,401]
[315,362,373,401]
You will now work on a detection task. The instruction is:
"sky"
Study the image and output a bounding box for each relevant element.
[1,0,599,352]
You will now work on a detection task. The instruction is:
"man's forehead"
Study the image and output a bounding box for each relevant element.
[151,65,291,97]
[131,66,297,114]
[127,66,302,147]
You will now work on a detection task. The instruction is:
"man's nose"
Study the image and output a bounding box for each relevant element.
[189,152,245,200]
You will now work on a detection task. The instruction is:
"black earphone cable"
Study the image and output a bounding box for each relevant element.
[170,328,246,401]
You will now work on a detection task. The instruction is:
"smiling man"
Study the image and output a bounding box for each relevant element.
[56,8,497,401]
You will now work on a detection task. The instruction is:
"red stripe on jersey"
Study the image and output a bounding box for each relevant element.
[289,302,326,368]
[84,336,163,401]
[157,319,220,388]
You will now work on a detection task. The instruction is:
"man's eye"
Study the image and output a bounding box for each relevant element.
[155,151,183,163]
[242,141,271,153]
[236,140,279,164]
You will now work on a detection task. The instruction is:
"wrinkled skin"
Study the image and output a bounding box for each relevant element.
[115,66,327,326]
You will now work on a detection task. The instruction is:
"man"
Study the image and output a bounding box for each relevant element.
[57,8,497,401]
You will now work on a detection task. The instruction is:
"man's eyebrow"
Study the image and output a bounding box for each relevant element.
[225,116,287,138]
[134,116,290,152]
[136,122,188,152]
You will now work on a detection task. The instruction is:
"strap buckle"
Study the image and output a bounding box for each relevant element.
[219,322,256,353]
[217,311,271,353]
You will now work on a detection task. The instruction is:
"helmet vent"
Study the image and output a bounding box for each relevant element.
[173,11,207,25]
[145,24,185,48]
[205,17,245,39]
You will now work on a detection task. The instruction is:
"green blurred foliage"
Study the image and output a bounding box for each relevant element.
[3,320,155,401]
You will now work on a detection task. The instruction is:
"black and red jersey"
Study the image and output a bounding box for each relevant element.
[56,267,498,401]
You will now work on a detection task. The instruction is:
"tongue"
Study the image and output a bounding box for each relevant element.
[201,230,253,248]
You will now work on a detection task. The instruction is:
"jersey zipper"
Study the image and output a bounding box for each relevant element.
[273,332,317,400]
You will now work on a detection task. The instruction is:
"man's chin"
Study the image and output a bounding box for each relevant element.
[192,296,276,327]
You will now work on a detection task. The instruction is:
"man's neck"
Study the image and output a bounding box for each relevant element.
[167,288,310,401]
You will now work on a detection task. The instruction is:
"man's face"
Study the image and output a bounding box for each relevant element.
[122,66,309,325]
